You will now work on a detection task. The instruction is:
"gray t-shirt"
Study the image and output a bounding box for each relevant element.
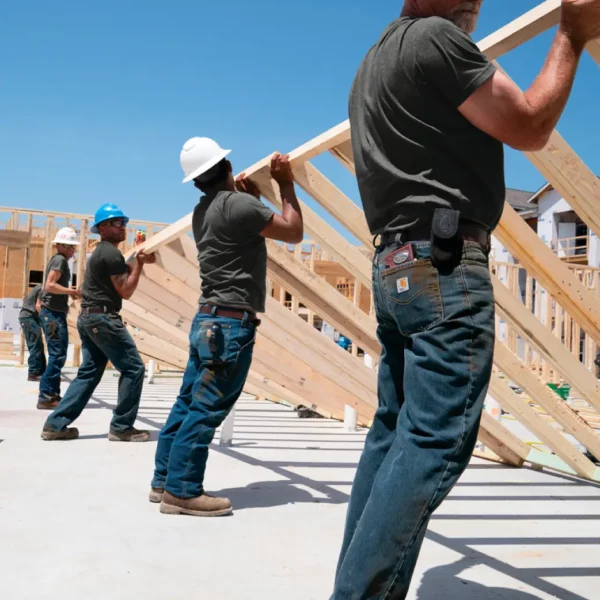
[349,16,505,235]
[19,284,43,320]
[192,190,274,314]
[41,254,70,313]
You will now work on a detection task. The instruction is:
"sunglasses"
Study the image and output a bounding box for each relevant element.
[106,219,127,228]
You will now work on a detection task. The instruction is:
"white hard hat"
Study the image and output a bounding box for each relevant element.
[180,137,231,184]
[52,227,80,246]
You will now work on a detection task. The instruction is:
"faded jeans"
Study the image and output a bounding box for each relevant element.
[44,312,145,433]
[39,308,68,401]
[152,310,256,498]
[19,315,46,376]
[331,241,495,599]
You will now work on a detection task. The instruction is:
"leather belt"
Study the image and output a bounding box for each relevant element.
[81,306,119,316]
[198,304,261,326]
[378,222,490,248]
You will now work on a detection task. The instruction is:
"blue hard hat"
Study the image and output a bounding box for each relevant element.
[91,203,129,234]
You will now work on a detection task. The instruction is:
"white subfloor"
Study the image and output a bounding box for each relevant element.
[1,365,599,599]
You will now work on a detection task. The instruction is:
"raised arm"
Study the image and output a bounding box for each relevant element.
[459,0,600,151]
[110,250,155,300]
[236,153,304,244]
[260,153,303,244]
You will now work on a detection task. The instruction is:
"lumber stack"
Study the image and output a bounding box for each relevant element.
[0,331,15,358]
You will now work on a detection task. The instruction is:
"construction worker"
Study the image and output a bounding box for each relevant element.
[38,227,81,409]
[18,283,46,381]
[331,0,600,597]
[41,203,156,441]
[150,137,303,516]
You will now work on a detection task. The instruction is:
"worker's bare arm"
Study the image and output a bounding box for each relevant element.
[260,153,303,244]
[235,153,304,244]
[110,251,155,300]
[460,0,600,151]
[45,269,81,299]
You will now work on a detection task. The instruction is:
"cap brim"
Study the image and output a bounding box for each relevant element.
[182,149,231,184]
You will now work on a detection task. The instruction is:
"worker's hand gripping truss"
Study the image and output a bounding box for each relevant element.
[561,0,600,47]
[234,152,294,199]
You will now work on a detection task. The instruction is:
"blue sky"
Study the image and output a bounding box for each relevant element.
[1,1,599,237]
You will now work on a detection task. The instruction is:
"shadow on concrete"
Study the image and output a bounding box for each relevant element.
[68,377,598,599]
[214,480,339,510]
[416,557,542,599]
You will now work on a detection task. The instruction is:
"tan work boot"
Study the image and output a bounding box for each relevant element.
[160,490,233,517]
[149,488,164,503]
[108,428,150,442]
[41,427,79,441]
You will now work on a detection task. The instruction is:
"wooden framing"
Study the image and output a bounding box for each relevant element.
[4,2,600,481]
[0,208,168,367]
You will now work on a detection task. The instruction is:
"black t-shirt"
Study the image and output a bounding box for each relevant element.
[81,241,128,312]
[349,16,506,235]
[192,190,274,314]
[19,284,43,320]
[41,254,70,313]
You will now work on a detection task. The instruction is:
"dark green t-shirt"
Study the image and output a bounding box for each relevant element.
[349,16,505,235]
[192,190,274,314]
[81,241,128,313]
[41,254,70,313]
[19,284,43,320]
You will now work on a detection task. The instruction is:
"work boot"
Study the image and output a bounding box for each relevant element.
[37,394,60,410]
[160,490,233,517]
[27,374,42,382]
[108,428,150,442]
[41,427,79,441]
[149,488,164,503]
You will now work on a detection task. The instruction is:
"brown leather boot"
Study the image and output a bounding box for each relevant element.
[41,427,79,441]
[108,428,150,442]
[149,488,164,503]
[36,399,60,410]
[160,490,233,517]
[37,394,62,410]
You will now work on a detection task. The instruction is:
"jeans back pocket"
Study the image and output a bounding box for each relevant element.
[381,262,444,335]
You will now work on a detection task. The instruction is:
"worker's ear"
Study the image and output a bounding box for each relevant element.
[226,160,233,174]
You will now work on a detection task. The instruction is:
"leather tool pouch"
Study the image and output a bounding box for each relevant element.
[430,208,463,273]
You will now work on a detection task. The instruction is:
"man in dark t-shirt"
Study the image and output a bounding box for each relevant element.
[38,227,81,409]
[18,284,46,380]
[150,137,303,517]
[331,1,600,597]
[42,202,156,442]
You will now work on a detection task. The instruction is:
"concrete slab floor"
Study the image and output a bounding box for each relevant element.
[1,365,600,599]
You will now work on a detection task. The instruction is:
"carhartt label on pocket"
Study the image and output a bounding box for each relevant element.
[396,277,409,294]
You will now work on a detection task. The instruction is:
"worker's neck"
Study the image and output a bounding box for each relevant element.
[100,235,120,248]
[202,181,235,198]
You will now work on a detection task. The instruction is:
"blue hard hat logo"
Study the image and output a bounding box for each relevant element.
[91,203,129,234]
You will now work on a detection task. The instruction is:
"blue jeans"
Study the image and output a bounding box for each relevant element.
[44,313,145,433]
[152,310,257,498]
[331,241,495,599]
[19,315,46,376]
[39,308,68,400]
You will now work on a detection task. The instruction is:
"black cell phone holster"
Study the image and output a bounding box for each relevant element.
[430,208,463,273]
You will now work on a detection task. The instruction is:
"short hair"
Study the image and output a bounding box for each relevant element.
[194,159,229,192]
